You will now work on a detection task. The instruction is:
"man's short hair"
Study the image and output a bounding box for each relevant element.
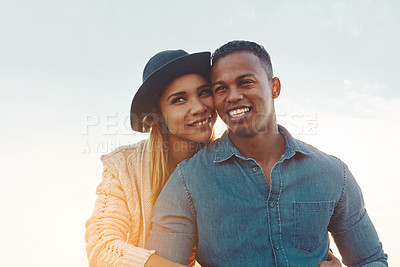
[211,40,274,80]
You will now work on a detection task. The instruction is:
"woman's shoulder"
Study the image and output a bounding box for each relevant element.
[100,139,149,167]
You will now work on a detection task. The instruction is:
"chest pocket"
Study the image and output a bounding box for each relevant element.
[293,201,335,252]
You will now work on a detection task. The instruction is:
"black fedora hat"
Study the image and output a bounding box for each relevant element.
[130,49,211,132]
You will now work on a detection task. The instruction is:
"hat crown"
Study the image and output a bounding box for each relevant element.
[143,49,188,82]
[131,50,210,132]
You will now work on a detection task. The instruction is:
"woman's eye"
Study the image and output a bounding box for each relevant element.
[171,97,185,104]
[199,89,212,97]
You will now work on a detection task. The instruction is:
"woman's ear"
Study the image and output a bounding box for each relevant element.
[271,77,281,99]
[151,107,163,122]
[143,110,163,129]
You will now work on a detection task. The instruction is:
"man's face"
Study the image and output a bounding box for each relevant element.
[211,51,279,136]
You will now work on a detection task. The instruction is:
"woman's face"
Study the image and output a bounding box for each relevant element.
[159,73,216,144]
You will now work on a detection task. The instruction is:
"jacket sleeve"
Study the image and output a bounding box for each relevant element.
[85,166,155,267]
[145,165,197,265]
[329,163,388,267]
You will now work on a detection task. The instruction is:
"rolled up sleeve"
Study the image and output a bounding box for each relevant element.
[145,165,197,265]
[329,163,388,267]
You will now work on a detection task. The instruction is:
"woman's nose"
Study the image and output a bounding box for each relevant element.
[189,98,207,115]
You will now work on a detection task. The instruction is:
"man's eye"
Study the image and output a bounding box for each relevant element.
[171,97,185,104]
[214,86,226,92]
[199,89,212,97]
[240,80,253,86]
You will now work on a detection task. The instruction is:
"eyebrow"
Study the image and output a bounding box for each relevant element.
[167,91,186,100]
[211,81,223,88]
[166,84,210,100]
[236,73,256,81]
[197,84,211,90]
[211,73,256,87]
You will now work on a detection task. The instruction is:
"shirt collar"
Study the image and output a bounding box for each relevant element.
[278,125,312,161]
[213,124,312,163]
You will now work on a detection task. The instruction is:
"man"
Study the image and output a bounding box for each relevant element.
[145,41,387,267]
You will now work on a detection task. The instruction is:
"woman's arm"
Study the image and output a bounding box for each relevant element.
[145,254,186,267]
[318,251,342,267]
[85,167,155,267]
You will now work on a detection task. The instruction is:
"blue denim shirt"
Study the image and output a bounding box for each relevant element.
[146,125,387,267]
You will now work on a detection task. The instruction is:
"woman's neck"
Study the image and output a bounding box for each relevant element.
[167,135,203,173]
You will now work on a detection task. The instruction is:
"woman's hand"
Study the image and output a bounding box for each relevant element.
[317,251,342,267]
[145,254,186,267]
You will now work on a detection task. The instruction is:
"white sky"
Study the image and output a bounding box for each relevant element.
[0,0,399,266]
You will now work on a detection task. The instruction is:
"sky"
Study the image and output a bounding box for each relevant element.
[0,0,399,266]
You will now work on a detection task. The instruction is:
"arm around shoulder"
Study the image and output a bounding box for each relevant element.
[145,254,186,267]
[85,166,155,267]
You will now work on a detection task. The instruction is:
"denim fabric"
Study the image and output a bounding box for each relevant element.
[146,125,387,267]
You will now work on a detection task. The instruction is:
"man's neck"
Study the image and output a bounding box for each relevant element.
[228,124,286,185]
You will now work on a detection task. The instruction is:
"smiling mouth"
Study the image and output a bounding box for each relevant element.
[228,107,251,118]
[188,115,213,127]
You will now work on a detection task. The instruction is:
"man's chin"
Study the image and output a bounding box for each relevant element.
[227,127,258,137]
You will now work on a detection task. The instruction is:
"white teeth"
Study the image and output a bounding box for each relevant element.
[189,115,213,127]
[191,119,208,127]
[229,107,250,118]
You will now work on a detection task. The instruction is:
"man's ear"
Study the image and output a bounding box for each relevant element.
[271,77,281,99]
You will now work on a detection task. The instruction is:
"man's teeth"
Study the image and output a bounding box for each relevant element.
[229,107,250,118]
[191,119,208,127]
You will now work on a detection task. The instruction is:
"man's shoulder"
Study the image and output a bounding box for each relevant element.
[280,125,344,168]
[296,139,344,168]
[291,139,349,186]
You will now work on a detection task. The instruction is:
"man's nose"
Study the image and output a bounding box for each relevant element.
[227,87,243,103]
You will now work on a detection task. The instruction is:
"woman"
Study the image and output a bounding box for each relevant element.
[86,50,215,267]
[85,49,341,267]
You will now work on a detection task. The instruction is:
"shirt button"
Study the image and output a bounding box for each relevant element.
[269,203,275,208]
[274,245,279,250]
[253,167,258,172]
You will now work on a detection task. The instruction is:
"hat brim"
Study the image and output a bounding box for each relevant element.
[130,51,211,132]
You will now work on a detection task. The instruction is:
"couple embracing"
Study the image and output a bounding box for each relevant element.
[86,40,387,267]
